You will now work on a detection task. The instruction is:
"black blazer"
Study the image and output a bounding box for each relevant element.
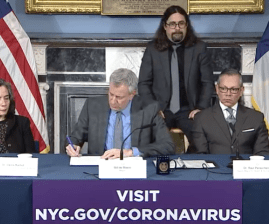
[138,40,214,111]
[70,95,175,157]
[5,115,35,153]
[192,103,269,155]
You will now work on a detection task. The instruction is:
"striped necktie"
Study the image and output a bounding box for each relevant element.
[226,107,236,135]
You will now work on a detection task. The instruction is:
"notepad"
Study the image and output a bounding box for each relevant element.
[153,157,216,169]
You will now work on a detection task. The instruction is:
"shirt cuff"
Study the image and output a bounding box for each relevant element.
[132,147,140,157]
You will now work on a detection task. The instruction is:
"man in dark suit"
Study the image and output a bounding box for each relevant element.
[138,5,214,150]
[66,68,175,159]
[192,68,269,155]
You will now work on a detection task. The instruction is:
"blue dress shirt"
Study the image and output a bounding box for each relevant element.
[105,101,140,156]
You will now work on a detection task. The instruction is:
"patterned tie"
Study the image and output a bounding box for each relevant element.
[226,107,236,135]
[169,45,180,114]
[114,111,123,149]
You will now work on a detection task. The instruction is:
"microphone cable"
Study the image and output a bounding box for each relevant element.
[83,172,100,180]
[202,163,232,181]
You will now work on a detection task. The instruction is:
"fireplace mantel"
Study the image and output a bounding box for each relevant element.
[32,32,260,153]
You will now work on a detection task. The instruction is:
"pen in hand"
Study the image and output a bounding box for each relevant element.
[66,135,75,149]
[66,135,80,157]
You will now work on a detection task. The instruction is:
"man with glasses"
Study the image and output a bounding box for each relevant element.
[192,68,269,155]
[138,5,214,152]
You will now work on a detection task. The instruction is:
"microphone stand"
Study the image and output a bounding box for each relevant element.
[230,142,243,160]
[120,123,156,160]
[227,123,243,168]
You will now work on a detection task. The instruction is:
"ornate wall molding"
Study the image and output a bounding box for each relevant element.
[25,0,264,14]
[32,44,48,75]
[189,0,264,14]
[38,83,50,120]
[242,83,253,108]
[241,44,257,75]
[25,0,100,14]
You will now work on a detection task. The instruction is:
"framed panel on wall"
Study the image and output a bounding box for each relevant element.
[25,0,264,14]
[25,0,101,14]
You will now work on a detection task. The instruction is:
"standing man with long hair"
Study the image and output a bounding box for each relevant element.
[138,5,214,152]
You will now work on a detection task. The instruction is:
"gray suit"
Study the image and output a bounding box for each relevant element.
[192,102,269,155]
[138,40,214,111]
[69,95,175,157]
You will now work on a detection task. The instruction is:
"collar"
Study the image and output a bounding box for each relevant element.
[219,101,238,112]
[168,38,184,46]
[111,100,132,117]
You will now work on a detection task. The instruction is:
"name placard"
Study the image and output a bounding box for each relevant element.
[233,160,269,179]
[0,157,38,176]
[99,159,146,179]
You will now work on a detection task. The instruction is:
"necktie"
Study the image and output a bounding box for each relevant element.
[169,45,180,114]
[114,111,123,149]
[226,107,236,135]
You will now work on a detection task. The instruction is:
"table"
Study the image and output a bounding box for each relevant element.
[0,153,269,224]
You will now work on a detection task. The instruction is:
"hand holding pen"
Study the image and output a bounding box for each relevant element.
[66,135,81,157]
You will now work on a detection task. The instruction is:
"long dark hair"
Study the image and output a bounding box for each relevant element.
[154,5,197,51]
[0,79,15,119]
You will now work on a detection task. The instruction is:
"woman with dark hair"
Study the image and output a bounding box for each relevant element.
[0,79,35,153]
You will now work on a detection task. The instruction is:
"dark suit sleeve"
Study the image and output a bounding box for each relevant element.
[196,42,214,109]
[138,102,175,157]
[191,112,209,154]
[138,44,156,102]
[21,117,35,153]
[69,98,90,147]
[253,113,269,155]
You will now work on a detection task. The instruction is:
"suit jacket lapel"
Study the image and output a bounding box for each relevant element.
[160,49,171,89]
[130,96,143,146]
[184,46,194,90]
[212,103,231,142]
[232,105,247,144]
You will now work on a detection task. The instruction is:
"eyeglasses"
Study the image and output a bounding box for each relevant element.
[166,21,187,29]
[218,86,241,94]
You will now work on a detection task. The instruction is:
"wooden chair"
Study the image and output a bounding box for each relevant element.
[170,128,189,154]
[159,111,189,153]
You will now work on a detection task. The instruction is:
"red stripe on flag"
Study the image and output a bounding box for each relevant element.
[0,59,46,152]
[0,17,45,118]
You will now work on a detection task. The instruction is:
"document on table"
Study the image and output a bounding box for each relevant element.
[153,157,216,169]
[70,156,142,166]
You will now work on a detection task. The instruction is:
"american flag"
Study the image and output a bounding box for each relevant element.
[0,0,49,153]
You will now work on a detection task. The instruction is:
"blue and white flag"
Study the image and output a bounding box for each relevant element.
[252,22,269,130]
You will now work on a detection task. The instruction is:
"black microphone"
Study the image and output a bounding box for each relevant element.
[120,123,156,160]
[229,123,242,160]
[227,123,243,168]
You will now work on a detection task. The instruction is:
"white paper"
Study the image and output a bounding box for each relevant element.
[183,160,215,169]
[70,156,142,166]
[70,156,101,165]
[153,158,215,169]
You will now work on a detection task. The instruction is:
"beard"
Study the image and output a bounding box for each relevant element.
[171,31,184,43]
